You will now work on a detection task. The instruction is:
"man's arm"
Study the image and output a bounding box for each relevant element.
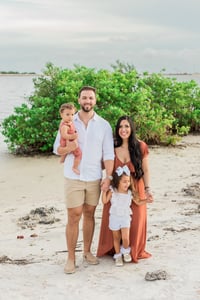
[104,160,114,179]
[57,141,78,155]
[100,160,114,192]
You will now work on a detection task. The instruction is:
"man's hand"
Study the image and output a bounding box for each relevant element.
[69,132,78,140]
[100,178,110,192]
[67,140,78,152]
[57,140,78,155]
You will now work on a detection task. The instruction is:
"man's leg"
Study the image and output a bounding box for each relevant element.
[65,205,82,273]
[82,204,99,264]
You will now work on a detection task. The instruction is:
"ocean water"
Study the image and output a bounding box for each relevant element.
[1,74,200,158]
[0,75,37,156]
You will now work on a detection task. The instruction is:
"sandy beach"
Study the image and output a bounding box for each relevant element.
[0,135,200,300]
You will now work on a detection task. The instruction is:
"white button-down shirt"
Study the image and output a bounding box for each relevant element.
[53,112,114,181]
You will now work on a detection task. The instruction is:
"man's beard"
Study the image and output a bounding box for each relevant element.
[81,105,93,112]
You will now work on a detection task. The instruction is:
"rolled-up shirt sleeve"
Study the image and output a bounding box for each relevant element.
[53,131,60,155]
[102,123,114,161]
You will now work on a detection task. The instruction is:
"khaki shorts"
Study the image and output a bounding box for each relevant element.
[64,178,101,208]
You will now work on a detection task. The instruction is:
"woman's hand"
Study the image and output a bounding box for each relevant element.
[145,188,154,203]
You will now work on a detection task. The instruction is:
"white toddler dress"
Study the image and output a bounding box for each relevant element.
[109,187,133,231]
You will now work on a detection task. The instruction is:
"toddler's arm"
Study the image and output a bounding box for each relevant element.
[102,190,112,204]
[60,124,78,141]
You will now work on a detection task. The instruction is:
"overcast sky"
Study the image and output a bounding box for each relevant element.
[0,0,200,73]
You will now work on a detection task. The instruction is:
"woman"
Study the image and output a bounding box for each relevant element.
[97,116,153,263]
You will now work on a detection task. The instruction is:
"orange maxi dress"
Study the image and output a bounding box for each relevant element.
[97,141,151,263]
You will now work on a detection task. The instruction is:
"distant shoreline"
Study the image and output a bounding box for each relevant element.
[164,72,200,76]
[0,72,200,77]
[0,73,39,76]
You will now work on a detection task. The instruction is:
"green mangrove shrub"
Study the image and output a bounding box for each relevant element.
[1,62,200,154]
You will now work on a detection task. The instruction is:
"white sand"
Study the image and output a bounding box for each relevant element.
[0,135,200,300]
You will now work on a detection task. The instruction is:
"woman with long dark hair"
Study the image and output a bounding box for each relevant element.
[97,116,153,263]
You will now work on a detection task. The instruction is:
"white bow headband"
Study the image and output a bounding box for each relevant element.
[115,165,130,177]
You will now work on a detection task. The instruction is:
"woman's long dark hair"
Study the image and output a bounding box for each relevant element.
[114,116,144,180]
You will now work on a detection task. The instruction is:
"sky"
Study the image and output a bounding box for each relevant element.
[0,0,200,73]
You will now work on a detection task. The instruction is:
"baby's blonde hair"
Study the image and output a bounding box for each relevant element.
[59,103,76,114]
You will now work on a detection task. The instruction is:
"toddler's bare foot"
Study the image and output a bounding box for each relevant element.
[72,168,80,175]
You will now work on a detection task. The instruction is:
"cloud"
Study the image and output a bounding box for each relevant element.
[0,0,200,72]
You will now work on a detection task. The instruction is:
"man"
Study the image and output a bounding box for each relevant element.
[53,86,114,274]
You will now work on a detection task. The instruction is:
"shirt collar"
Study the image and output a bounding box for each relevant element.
[74,111,97,122]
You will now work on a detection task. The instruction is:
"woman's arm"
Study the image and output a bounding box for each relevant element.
[142,156,153,203]
[133,197,148,206]
[142,156,150,188]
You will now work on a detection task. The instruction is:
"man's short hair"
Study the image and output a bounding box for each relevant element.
[78,86,96,97]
